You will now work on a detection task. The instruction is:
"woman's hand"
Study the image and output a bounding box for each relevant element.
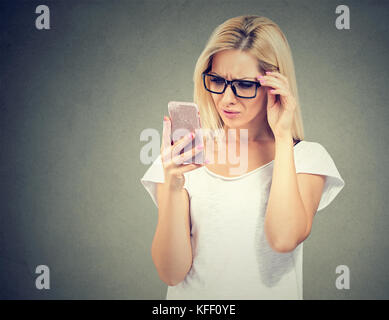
[161,116,205,191]
[257,71,296,139]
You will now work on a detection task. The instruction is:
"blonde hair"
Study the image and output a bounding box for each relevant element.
[193,15,305,142]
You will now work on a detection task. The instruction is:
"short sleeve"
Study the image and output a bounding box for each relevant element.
[140,154,190,208]
[295,141,345,212]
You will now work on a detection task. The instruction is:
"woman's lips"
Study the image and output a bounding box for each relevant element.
[223,109,240,118]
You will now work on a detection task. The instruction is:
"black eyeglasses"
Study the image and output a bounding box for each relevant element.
[202,72,261,99]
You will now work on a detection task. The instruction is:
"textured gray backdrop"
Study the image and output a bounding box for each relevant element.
[0,0,388,299]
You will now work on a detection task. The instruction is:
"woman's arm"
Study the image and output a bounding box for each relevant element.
[151,181,193,286]
[151,116,204,286]
[264,136,325,253]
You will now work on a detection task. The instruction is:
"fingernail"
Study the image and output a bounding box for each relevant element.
[164,116,169,121]
[266,71,272,74]
[188,132,195,139]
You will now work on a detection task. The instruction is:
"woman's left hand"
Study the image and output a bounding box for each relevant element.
[257,71,296,140]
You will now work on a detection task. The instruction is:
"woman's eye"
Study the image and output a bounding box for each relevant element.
[237,81,254,88]
[210,77,225,84]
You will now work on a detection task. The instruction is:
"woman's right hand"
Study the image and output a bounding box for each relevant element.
[161,116,206,191]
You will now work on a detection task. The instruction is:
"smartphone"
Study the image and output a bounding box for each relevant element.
[168,101,205,164]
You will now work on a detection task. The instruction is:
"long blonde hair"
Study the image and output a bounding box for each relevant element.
[193,15,305,142]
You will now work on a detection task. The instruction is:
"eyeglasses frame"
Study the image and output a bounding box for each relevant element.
[202,72,262,99]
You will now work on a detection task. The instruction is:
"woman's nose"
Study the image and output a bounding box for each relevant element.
[222,84,237,103]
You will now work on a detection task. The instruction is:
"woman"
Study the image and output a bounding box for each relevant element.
[140,15,345,300]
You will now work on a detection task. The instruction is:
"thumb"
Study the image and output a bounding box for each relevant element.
[267,88,275,109]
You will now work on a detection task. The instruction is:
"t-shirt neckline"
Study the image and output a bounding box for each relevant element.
[204,140,305,180]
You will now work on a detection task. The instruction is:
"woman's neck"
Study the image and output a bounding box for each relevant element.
[222,124,274,144]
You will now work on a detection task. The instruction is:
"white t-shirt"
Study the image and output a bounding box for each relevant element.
[140,140,345,300]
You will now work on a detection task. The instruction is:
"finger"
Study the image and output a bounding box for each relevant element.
[265,71,289,89]
[265,71,287,82]
[269,88,288,96]
[171,132,195,157]
[172,144,204,165]
[161,116,171,152]
[259,76,283,89]
[262,72,286,83]
[267,87,276,107]
[161,130,195,164]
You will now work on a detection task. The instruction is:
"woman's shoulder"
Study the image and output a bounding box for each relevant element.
[292,139,345,212]
[294,139,327,151]
[293,139,342,175]
[292,140,334,165]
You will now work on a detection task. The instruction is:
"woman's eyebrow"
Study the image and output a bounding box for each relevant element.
[209,71,257,81]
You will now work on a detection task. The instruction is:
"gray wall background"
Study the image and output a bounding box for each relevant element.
[0,0,388,299]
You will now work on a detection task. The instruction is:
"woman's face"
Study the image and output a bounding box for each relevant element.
[209,49,267,130]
